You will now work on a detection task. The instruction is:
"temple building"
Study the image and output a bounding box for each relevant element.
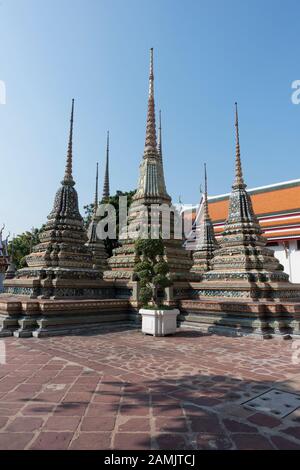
[185,180,300,283]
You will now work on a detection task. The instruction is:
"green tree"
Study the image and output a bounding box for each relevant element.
[84,190,135,257]
[134,238,172,308]
[8,227,42,269]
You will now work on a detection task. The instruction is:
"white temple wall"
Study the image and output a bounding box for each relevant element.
[269,240,300,284]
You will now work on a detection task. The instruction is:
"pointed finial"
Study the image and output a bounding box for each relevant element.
[144,48,158,156]
[94,162,99,215]
[102,131,110,199]
[149,47,154,97]
[63,99,75,186]
[203,163,209,219]
[233,102,245,188]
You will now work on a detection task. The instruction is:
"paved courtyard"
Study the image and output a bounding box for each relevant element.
[0,328,300,450]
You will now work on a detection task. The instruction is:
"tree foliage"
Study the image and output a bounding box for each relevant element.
[84,190,135,257]
[8,227,42,269]
[134,238,172,308]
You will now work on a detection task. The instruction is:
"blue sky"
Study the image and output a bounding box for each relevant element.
[0,0,299,235]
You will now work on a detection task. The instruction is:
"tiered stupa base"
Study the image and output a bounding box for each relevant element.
[4,268,111,299]
[179,296,300,339]
[0,293,134,338]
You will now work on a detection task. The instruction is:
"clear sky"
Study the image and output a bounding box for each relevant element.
[0,0,299,236]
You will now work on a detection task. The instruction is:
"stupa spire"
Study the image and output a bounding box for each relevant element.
[144,48,158,156]
[63,99,75,186]
[157,109,162,161]
[94,162,99,215]
[233,102,245,189]
[203,163,209,219]
[103,131,110,199]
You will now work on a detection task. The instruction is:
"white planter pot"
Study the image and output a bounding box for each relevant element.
[139,308,179,337]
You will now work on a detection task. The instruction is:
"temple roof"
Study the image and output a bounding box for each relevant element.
[185,179,300,242]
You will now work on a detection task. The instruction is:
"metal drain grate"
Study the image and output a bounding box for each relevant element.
[242,388,300,418]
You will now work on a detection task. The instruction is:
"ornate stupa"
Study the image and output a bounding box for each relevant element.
[198,103,300,300]
[191,164,218,273]
[104,49,192,281]
[4,100,103,299]
[86,162,108,274]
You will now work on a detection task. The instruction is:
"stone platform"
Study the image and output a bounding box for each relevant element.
[0,329,299,450]
[179,298,300,339]
[0,295,132,338]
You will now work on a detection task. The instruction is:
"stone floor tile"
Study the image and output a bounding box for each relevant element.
[113,433,151,450]
[30,432,73,450]
[70,432,112,450]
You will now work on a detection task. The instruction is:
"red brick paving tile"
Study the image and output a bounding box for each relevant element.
[93,393,121,404]
[86,403,119,417]
[54,403,88,416]
[44,416,81,431]
[6,417,44,432]
[282,426,300,441]
[156,434,189,450]
[247,412,282,428]
[15,384,43,393]
[152,405,184,417]
[70,432,112,450]
[0,416,9,429]
[155,417,189,433]
[196,433,232,450]
[114,433,151,450]
[271,436,300,450]
[223,418,257,433]
[118,418,151,432]
[30,432,74,450]
[0,433,34,450]
[69,383,98,392]
[232,434,274,450]
[62,392,93,403]
[22,404,55,416]
[35,391,67,403]
[120,405,150,416]
[81,416,116,432]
